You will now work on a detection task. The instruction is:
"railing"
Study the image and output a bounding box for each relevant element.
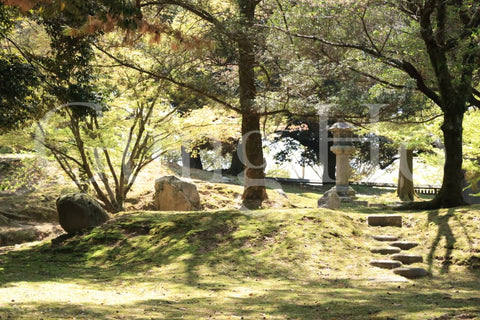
[268,177,441,195]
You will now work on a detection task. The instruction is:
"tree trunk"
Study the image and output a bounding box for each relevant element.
[181,146,203,170]
[241,112,267,208]
[226,143,244,176]
[237,0,266,209]
[397,145,414,202]
[399,111,467,210]
[433,112,467,207]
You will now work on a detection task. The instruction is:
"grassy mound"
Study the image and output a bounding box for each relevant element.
[0,207,479,319]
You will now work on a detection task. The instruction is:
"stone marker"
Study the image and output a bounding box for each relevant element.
[369,259,403,269]
[370,247,402,254]
[389,241,419,250]
[367,215,402,227]
[317,190,341,209]
[372,235,400,242]
[393,267,429,279]
[57,193,109,234]
[391,253,423,264]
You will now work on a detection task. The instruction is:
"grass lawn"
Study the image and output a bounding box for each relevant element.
[1,202,479,319]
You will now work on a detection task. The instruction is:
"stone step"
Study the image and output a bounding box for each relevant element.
[391,253,424,265]
[370,259,403,269]
[372,235,400,242]
[370,247,402,254]
[393,267,429,279]
[389,241,419,250]
[367,215,402,227]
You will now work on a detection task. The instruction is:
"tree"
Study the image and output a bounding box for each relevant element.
[281,0,480,208]
[36,70,176,212]
[0,4,43,132]
[78,0,293,209]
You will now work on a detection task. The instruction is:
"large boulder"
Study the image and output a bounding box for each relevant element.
[56,193,109,234]
[153,176,201,211]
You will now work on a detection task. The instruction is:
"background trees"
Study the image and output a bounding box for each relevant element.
[82,0,295,208]
[2,0,480,209]
[0,3,43,132]
[279,0,480,208]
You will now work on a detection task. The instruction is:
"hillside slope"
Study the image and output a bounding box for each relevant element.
[0,207,479,319]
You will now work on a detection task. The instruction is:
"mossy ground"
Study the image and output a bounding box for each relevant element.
[1,205,479,320]
[0,157,479,319]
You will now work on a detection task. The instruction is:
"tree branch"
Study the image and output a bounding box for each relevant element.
[140,0,221,27]
[94,43,241,113]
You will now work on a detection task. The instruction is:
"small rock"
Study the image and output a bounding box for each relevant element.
[391,253,423,264]
[367,215,402,227]
[370,247,402,254]
[317,190,341,210]
[373,235,400,242]
[389,241,419,250]
[370,259,403,269]
[393,267,429,279]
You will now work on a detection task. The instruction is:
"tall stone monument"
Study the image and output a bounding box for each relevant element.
[328,121,356,200]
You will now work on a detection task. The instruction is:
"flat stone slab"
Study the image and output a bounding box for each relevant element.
[368,276,409,283]
[367,215,402,227]
[393,267,429,279]
[372,235,400,242]
[391,253,423,264]
[370,259,403,269]
[389,241,419,250]
[370,247,402,254]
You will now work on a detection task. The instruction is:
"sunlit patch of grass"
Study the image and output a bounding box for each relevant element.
[1,207,480,319]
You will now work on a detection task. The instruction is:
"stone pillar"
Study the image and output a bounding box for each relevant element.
[330,145,356,198]
[328,121,356,200]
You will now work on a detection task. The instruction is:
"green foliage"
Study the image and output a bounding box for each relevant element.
[0,54,42,132]
[463,110,480,191]
[0,156,43,191]
[0,3,16,34]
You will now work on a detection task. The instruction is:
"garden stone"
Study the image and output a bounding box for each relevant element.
[317,190,340,209]
[393,267,429,279]
[57,193,109,234]
[370,247,402,254]
[389,241,419,250]
[373,235,400,242]
[391,253,423,264]
[369,259,403,269]
[153,175,201,211]
[367,215,402,227]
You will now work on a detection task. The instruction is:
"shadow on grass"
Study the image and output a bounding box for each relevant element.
[2,280,480,320]
[427,208,456,274]
[1,209,480,319]
[0,210,295,287]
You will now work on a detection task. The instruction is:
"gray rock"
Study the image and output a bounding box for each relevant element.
[153,176,201,211]
[369,259,403,269]
[317,190,341,209]
[367,215,402,227]
[57,193,109,234]
[393,267,429,279]
[372,235,400,242]
[391,253,423,264]
[389,241,419,250]
[370,247,402,254]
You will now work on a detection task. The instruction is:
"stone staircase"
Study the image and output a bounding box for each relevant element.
[368,215,429,279]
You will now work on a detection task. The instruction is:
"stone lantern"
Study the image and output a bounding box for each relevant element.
[329,121,356,199]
